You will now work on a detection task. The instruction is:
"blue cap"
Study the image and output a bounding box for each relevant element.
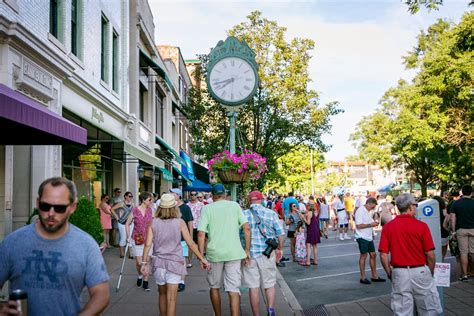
[212,183,226,195]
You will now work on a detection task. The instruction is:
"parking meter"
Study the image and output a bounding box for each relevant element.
[416,199,444,313]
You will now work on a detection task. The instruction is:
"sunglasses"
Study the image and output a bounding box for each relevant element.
[191,193,198,196]
[412,203,418,207]
[197,196,203,199]
[126,195,133,198]
[38,201,71,214]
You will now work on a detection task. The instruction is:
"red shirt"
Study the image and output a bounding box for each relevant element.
[378,214,435,267]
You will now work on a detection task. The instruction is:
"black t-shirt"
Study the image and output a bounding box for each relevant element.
[451,197,474,229]
[179,204,193,241]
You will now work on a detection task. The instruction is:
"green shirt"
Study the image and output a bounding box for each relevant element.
[198,200,248,262]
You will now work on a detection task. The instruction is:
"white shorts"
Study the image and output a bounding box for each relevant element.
[118,222,133,247]
[242,253,277,289]
[441,237,448,247]
[132,242,152,258]
[337,211,348,225]
[153,268,182,286]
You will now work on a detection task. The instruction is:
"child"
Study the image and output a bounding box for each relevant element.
[295,221,307,265]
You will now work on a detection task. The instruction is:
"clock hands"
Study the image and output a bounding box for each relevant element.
[215,77,235,90]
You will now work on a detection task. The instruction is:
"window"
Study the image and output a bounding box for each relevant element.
[139,84,146,122]
[100,14,109,83]
[156,91,164,136]
[71,0,78,56]
[112,30,119,92]
[50,0,59,38]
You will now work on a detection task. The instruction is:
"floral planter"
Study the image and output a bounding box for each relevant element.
[218,169,250,184]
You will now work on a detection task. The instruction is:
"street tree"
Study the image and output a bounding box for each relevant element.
[351,13,474,196]
[184,11,341,189]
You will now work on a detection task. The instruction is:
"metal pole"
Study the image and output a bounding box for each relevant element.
[227,108,237,201]
[310,148,314,195]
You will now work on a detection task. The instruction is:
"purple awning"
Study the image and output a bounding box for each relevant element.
[0,84,87,145]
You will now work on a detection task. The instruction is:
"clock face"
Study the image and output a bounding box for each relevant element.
[208,57,257,104]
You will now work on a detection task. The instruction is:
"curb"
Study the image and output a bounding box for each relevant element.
[276,268,303,315]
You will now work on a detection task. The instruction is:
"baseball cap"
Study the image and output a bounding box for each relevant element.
[169,188,182,197]
[248,191,264,200]
[212,184,226,195]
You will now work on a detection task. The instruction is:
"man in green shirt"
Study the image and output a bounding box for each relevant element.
[198,184,251,316]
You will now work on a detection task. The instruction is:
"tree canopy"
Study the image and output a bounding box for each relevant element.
[184,11,341,189]
[351,12,474,196]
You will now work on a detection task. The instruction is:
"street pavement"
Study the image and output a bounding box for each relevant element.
[86,229,474,315]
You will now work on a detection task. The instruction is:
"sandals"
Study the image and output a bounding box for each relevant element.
[299,262,310,267]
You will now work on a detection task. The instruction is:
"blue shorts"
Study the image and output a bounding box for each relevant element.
[339,223,348,228]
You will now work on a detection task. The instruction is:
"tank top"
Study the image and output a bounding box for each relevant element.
[132,206,152,241]
[151,218,187,276]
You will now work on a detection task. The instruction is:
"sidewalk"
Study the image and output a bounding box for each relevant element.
[93,248,299,315]
[325,279,474,316]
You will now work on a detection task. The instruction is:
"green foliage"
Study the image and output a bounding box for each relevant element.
[264,145,325,193]
[351,13,474,197]
[69,197,103,245]
[184,11,342,189]
[404,0,443,14]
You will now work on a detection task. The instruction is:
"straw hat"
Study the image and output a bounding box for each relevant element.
[159,193,177,208]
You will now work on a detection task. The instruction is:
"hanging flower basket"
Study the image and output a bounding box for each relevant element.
[218,169,251,184]
[208,150,267,184]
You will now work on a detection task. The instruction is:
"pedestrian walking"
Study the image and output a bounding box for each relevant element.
[99,194,113,248]
[318,197,329,238]
[0,177,110,315]
[285,202,300,262]
[114,192,134,259]
[300,196,320,266]
[170,188,193,292]
[379,193,442,315]
[197,184,251,316]
[354,197,385,284]
[242,191,284,316]
[187,190,204,268]
[450,184,474,281]
[125,191,154,291]
[140,193,210,316]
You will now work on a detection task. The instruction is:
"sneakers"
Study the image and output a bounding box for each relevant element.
[360,278,371,285]
[459,275,468,281]
[136,277,143,287]
[280,257,290,262]
[186,263,193,268]
[142,280,150,291]
[178,283,185,292]
[267,307,276,316]
[276,262,286,267]
[339,235,344,241]
[344,234,351,240]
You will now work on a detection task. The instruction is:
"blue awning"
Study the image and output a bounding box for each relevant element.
[183,179,212,192]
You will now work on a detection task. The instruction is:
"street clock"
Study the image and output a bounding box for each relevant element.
[206,37,259,106]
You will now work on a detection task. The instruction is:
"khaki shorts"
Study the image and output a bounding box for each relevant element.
[207,259,242,293]
[457,228,474,255]
[243,253,277,289]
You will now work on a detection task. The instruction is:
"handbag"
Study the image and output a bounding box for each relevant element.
[448,234,460,257]
[133,234,144,245]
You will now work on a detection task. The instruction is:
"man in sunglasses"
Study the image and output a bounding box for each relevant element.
[379,193,442,315]
[0,177,110,315]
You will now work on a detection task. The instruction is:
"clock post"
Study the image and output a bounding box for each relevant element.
[206,36,259,201]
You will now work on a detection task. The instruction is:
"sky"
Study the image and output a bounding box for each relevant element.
[149,0,470,161]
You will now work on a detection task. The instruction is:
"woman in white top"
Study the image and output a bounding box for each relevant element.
[318,197,330,238]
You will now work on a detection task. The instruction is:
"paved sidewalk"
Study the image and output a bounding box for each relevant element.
[325,278,474,316]
[91,248,298,315]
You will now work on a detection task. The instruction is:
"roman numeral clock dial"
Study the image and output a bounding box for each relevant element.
[209,57,257,105]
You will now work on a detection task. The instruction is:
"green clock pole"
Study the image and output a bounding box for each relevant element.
[227,108,238,201]
[206,37,259,202]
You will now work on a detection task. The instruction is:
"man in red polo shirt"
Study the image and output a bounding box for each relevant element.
[379,193,442,315]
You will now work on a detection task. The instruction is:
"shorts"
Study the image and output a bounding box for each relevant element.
[287,231,295,238]
[153,268,182,286]
[339,223,348,228]
[356,238,375,254]
[207,259,242,293]
[132,242,152,258]
[441,237,448,247]
[242,253,277,289]
[181,240,189,257]
[457,228,474,255]
[193,230,199,243]
[320,218,329,222]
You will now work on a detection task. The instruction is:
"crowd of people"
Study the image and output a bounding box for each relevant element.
[0,176,473,316]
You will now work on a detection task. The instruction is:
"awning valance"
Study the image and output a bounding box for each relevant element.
[124,142,164,168]
[172,165,191,183]
[139,50,175,92]
[159,167,173,182]
[156,136,186,165]
[0,84,87,145]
